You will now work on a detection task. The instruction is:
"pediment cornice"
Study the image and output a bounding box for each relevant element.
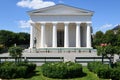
[28,4,94,16]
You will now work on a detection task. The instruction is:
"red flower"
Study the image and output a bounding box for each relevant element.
[100,43,107,47]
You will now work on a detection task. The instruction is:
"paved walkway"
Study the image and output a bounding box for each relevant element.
[0,52,119,66]
[0,52,98,61]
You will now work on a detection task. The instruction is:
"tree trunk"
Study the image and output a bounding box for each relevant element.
[102,54,104,63]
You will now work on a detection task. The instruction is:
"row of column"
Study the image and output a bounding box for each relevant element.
[30,22,91,48]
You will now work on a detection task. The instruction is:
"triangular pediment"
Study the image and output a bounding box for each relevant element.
[28,4,94,15]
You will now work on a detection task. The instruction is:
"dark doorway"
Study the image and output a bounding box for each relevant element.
[57,30,64,47]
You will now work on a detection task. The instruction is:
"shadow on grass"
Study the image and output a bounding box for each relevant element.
[67,72,87,79]
[43,72,87,79]
[23,71,40,79]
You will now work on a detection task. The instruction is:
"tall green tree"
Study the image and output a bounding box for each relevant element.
[97,45,118,67]
[0,30,30,49]
[104,30,116,46]
[93,31,104,48]
[0,30,16,47]
[16,32,30,45]
[116,29,120,46]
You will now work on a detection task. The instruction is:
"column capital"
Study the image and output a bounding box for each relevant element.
[64,22,69,24]
[40,22,46,25]
[86,22,92,26]
[52,22,57,25]
[76,22,81,25]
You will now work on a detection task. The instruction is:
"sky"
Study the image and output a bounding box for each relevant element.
[0,0,120,33]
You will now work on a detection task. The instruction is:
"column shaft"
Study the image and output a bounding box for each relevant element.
[76,23,81,47]
[52,23,57,47]
[41,23,45,48]
[30,25,34,48]
[86,23,91,48]
[64,23,69,47]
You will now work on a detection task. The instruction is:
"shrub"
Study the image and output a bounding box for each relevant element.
[88,61,103,73]
[113,61,120,68]
[88,61,111,79]
[88,61,109,73]
[16,62,36,73]
[110,67,120,80]
[0,62,36,79]
[97,67,111,79]
[16,66,27,78]
[41,62,84,79]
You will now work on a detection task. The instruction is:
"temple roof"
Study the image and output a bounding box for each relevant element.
[28,4,94,16]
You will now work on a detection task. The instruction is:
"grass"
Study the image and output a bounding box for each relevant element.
[15,66,110,80]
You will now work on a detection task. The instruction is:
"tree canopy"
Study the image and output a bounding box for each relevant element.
[0,30,30,47]
[93,29,120,48]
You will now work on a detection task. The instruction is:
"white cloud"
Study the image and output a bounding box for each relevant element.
[99,24,113,30]
[17,0,55,9]
[17,20,31,33]
[94,24,116,33]
[18,20,31,28]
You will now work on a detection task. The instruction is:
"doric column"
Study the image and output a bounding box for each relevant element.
[52,22,57,47]
[64,22,69,47]
[30,24,34,48]
[41,22,45,48]
[86,23,91,48]
[76,22,81,47]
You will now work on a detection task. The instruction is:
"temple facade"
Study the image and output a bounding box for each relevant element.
[28,4,94,49]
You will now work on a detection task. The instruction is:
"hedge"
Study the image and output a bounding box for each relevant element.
[110,67,120,80]
[97,67,111,79]
[41,62,84,79]
[0,62,36,79]
[87,61,110,79]
[88,61,120,79]
[87,61,109,73]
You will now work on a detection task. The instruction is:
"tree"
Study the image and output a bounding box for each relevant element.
[97,44,117,67]
[0,30,30,50]
[116,29,120,46]
[8,46,23,63]
[16,32,30,45]
[104,30,116,46]
[97,43,107,63]
[0,30,16,47]
[93,31,104,48]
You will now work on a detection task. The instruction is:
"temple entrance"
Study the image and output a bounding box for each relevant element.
[57,30,64,47]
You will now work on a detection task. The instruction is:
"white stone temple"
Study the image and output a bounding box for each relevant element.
[28,4,94,51]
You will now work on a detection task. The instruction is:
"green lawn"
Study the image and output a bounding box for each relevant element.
[15,66,110,80]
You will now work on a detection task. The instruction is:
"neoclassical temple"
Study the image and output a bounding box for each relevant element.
[28,4,94,49]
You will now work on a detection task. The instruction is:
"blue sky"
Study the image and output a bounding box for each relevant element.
[0,0,120,33]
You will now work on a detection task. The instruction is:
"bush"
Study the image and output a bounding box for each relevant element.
[16,66,27,78]
[110,67,120,80]
[113,61,120,68]
[88,61,104,73]
[97,67,111,79]
[87,61,111,79]
[17,62,36,73]
[88,61,109,73]
[41,62,84,79]
[0,62,36,79]
[0,63,17,79]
